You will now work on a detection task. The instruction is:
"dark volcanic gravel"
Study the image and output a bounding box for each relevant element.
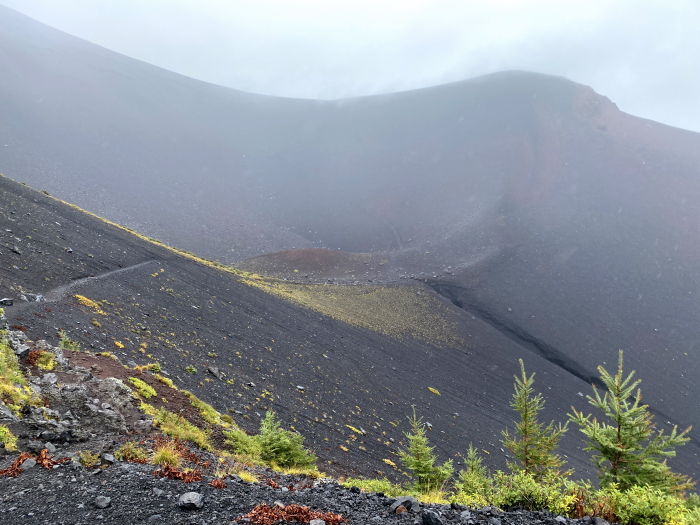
[0,458,586,525]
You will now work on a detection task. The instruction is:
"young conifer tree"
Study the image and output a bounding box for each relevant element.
[458,443,492,496]
[399,406,453,492]
[569,350,694,494]
[501,359,569,481]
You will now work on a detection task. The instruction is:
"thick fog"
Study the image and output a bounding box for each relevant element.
[1,0,699,133]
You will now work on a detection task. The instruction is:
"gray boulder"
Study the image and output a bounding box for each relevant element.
[178,492,204,510]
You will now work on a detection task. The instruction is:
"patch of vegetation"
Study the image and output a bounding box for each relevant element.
[181,390,229,427]
[77,450,100,468]
[27,350,56,370]
[0,338,41,413]
[129,377,157,398]
[114,441,148,463]
[90,318,102,328]
[146,405,211,451]
[151,440,180,467]
[185,365,197,374]
[74,295,107,316]
[236,469,259,483]
[361,354,699,524]
[239,277,465,347]
[224,410,317,469]
[343,477,405,497]
[96,351,118,360]
[154,374,175,389]
[58,329,80,352]
[0,425,18,451]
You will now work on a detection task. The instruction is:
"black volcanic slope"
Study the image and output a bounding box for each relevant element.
[2,5,700,479]
[2,176,700,483]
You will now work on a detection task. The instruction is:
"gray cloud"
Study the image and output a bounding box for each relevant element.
[2,0,699,132]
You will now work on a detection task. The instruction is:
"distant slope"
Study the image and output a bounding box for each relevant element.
[0,175,620,480]
[2,4,700,475]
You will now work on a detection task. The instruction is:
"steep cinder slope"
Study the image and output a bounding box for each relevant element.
[9,175,694,482]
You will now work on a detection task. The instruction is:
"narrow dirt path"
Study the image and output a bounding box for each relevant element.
[7,260,160,315]
[44,260,160,301]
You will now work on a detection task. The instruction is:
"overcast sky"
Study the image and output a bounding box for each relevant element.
[2,0,699,132]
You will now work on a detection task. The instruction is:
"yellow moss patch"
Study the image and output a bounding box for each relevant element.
[181,390,230,428]
[129,377,157,398]
[75,295,107,316]
[154,374,176,389]
[428,387,441,396]
[0,425,17,451]
[239,277,464,347]
[0,339,41,413]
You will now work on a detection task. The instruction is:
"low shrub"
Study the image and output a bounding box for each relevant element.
[0,425,17,451]
[77,450,100,468]
[0,339,41,413]
[58,330,80,351]
[151,407,211,451]
[151,441,180,467]
[182,390,225,427]
[224,411,316,469]
[154,374,175,389]
[129,377,156,398]
[114,441,148,463]
[343,477,404,497]
[224,428,263,460]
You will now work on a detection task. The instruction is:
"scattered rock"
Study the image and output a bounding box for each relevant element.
[555,516,567,524]
[178,492,204,510]
[21,458,37,470]
[207,366,221,379]
[389,496,420,514]
[395,505,407,514]
[423,509,444,525]
[0,298,13,306]
[26,441,44,453]
[14,344,31,359]
[95,496,111,509]
[310,520,326,525]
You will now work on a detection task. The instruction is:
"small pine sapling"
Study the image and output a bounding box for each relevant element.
[258,410,317,468]
[399,406,453,492]
[458,443,492,496]
[501,359,569,481]
[569,350,694,494]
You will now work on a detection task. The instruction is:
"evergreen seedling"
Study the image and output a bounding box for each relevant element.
[399,406,453,492]
[258,410,317,468]
[569,350,694,494]
[501,359,569,481]
[458,443,492,496]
